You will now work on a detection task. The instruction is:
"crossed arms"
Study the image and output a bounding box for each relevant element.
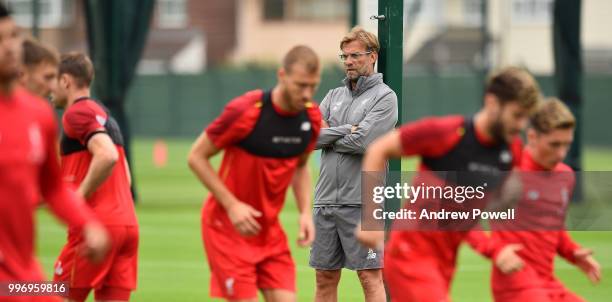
[315,90,398,154]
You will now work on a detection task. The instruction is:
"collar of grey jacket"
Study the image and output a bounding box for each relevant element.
[343,73,383,97]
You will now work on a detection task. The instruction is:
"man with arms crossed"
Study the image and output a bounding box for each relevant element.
[52,53,139,302]
[0,5,107,302]
[358,67,540,302]
[309,26,397,302]
[188,45,321,302]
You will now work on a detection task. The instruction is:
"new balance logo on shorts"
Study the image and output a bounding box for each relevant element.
[367,249,377,260]
[225,278,234,296]
[54,261,63,276]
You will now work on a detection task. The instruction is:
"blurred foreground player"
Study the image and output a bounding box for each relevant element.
[490,98,600,302]
[0,4,108,302]
[188,45,321,302]
[357,67,541,302]
[52,53,138,302]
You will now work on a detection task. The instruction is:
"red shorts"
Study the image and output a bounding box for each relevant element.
[0,260,61,302]
[0,297,61,302]
[53,225,138,302]
[494,288,585,302]
[384,252,453,302]
[201,221,296,300]
[493,267,585,302]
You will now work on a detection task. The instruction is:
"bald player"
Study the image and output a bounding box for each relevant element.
[189,45,321,302]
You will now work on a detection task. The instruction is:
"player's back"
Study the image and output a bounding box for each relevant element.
[60,98,137,227]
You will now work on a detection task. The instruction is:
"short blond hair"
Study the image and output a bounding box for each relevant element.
[486,67,541,111]
[530,97,576,133]
[340,26,380,53]
[283,45,319,74]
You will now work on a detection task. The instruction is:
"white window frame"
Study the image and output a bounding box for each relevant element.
[289,0,348,21]
[512,0,553,25]
[463,0,483,27]
[4,0,73,28]
[157,0,188,29]
[402,0,443,26]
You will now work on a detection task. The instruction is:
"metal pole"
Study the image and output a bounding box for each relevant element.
[553,0,583,201]
[480,0,489,83]
[377,0,404,142]
[377,0,404,238]
[350,0,359,27]
[32,0,40,38]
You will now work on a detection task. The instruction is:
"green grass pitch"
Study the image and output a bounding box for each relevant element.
[35,140,612,301]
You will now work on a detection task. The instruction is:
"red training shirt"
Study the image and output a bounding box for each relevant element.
[490,149,579,293]
[60,98,137,227]
[0,88,95,281]
[202,89,321,245]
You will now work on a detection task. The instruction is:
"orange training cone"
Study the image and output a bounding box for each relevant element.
[153,139,168,168]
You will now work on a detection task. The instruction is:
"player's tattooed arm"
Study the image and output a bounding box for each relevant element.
[485,171,523,213]
[188,132,262,236]
[355,130,403,250]
[293,153,315,247]
[362,129,403,172]
[79,133,119,198]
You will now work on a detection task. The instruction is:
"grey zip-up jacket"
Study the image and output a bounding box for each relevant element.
[314,73,398,206]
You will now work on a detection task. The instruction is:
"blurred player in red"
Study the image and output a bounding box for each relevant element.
[51,53,138,302]
[0,4,108,302]
[490,98,600,302]
[188,45,321,302]
[19,38,59,100]
[357,67,541,302]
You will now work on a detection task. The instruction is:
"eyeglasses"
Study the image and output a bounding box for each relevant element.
[339,51,372,62]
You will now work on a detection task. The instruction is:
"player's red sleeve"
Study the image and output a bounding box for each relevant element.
[399,115,464,157]
[510,137,523,167]
[557,230,580,264]
[63,103,107,145]
[304,102,322,154]
[39,107,95,228]
[465,230,505,260]
[205,90,263,149]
